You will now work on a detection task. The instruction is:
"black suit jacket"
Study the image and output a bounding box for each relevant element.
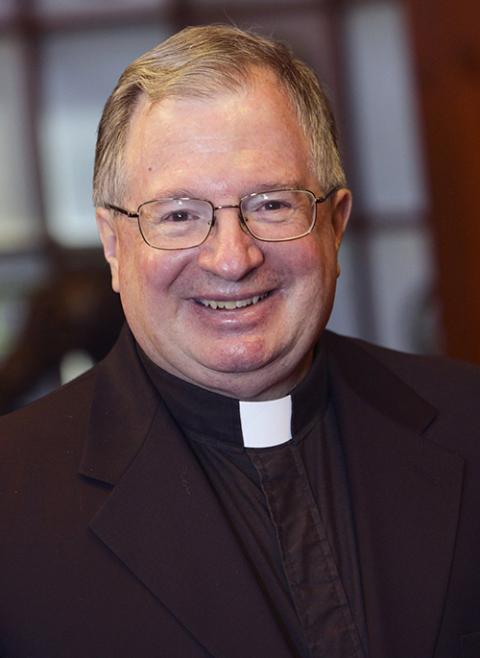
[1,327,480,658]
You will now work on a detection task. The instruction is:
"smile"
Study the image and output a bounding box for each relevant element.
[197,291,271,310]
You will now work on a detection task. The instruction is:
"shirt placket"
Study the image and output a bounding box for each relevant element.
[249,443,365,658]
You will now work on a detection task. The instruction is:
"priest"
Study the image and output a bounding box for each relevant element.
[1,24,479,658]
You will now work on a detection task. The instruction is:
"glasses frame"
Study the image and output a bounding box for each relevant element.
[105,186,340,251]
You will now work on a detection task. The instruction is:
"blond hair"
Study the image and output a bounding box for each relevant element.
[93,24,346,207]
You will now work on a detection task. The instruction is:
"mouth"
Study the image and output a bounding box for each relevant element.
[196,291,271,310]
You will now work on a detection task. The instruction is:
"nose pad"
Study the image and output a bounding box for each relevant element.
[209,206,252,238]
[237,214,251,237]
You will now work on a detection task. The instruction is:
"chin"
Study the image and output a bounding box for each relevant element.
[196,338,275,375]
[193,343,310,400]
[194,368,281,401]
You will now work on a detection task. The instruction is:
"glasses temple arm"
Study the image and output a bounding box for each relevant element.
[105,203,139,219]
[316,186,342,205]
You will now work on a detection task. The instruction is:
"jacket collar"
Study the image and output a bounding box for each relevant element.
[325,332,464,658]
[80,325,297,658]
[80,327,464,658]
[79,325,158,485]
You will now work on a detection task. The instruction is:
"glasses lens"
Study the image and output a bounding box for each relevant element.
[139,198,212,249]
[241,190,315,240]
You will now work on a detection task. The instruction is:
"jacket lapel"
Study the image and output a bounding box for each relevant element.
[79,327,296,658]
[326,333,464,658]
[79,327,465,657]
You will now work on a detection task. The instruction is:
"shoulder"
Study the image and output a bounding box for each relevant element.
[325,331,480,429]
[0,325,153,487]
[324,332,480,462]
[0,366,98,465]
[0,364,97,424]
[326,330,480,385]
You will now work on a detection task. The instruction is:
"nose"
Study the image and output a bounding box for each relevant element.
[196,207,264,281]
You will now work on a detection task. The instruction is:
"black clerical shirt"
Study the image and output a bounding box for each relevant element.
[139,342,368,658]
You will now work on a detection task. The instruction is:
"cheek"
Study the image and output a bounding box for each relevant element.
[117,245,192,315]
[283,234,337,291]
[115,242,157,321]
[281,238,339,334]
[309,228,339,283]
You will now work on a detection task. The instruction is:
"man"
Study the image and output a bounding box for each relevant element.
[1,25,479,658]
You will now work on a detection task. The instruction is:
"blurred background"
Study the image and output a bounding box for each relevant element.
[1,0,479,413]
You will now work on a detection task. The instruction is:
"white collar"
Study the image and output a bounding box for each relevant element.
[239,396,292,448]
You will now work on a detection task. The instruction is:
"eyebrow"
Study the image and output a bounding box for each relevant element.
[253,181,304,193]
[149,181,305,201]
[149,188,196,200]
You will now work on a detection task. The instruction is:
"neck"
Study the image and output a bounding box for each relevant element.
[147,350,315,401]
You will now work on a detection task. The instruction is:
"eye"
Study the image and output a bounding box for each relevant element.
[149,203,204,225]
[260,199,290,212]
[250,196,292,213]
[163,210,198,223]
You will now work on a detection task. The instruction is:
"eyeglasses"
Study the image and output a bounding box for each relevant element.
[105,186,339,251]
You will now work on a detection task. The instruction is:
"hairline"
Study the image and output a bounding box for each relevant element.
[93,26,347,208]
[115,67,321,206]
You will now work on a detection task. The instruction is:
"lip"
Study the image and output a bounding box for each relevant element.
[195,290,272,311]
[189,289,276,327]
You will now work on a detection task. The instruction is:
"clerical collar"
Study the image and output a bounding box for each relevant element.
[238,396,292,448]
[138,341,328,450]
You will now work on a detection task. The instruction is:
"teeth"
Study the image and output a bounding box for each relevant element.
[199,292,269,310]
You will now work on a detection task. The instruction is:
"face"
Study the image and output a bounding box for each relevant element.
[97,70,351,400]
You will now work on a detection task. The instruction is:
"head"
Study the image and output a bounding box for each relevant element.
[93,25,346,207]
[94,24,352,400]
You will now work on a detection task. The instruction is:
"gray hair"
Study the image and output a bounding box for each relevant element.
[93,24,346,207]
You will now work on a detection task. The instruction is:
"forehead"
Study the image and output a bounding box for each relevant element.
[122,70,314,202]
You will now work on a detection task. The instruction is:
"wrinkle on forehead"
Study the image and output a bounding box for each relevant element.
[122,70,315,205]
[127,67,302,150]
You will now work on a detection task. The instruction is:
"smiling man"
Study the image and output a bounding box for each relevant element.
[1,25,480,658]
[96,66,350,400]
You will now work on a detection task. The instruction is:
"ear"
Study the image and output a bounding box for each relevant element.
[331,188,352,250]
[329,188,352,278]
[96,207,120,293]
